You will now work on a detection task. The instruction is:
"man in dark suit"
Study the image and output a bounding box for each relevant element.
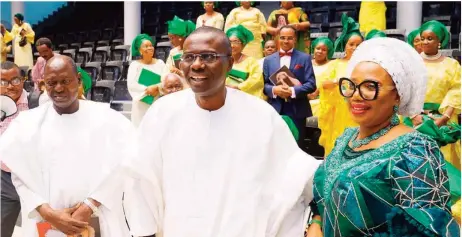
[263,25,316,148]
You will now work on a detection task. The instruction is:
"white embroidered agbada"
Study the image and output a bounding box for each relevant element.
[123,88,321,237]
[0,100,135,237]
[127,59,168,127]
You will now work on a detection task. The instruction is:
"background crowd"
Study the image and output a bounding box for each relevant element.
[0,1,461,237]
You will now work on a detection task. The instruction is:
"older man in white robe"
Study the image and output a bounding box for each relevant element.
[0,55,134,236]
[123,26,321,237]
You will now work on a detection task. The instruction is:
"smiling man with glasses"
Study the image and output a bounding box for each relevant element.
[123,26,321,237]
[0,61,28,237]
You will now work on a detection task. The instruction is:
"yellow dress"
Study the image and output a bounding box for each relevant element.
[225,7,266,59]
[0,30,13,63]
[424,57,461,169]
[196,12,225,30]
[165,47,182,70]
[318,59,358,157]
[309,61,335,117]
[267,7,311,54]
[226,56,266,100]
[359,1,387,35]
[11,22,35,69]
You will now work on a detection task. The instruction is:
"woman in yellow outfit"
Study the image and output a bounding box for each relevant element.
[266,1,311,54]
[225,1,266,59]
[0,24,13,63]
[318,14,363,157]
[225,25,266,100]
[413,20,461,169]
[11,13,35,69]
[359,1,386,35]
[405,20,461,224]
[307,37,335,117]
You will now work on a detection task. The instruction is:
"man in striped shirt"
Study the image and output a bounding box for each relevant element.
[0,61,29,237]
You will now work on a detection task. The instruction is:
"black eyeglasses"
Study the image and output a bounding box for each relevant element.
[0,77,23,87]
[181,53,230,64]
[339,77,395,101]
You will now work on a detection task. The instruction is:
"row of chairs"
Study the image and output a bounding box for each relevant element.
[36,40,172,66]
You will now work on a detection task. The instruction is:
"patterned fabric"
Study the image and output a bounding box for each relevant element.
[31,56,46,87]
[424,57,461,170]
[346,37,428,117]
[267,7,310,54]
[313,128,460,236]
[0,89,29,171]
[224,7,266,59]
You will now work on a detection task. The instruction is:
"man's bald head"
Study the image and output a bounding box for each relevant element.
[43,55,81,114]
[186,26,231,55]
[45,55,77,75]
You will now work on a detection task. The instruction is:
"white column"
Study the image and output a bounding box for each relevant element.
[124,1,141,46]
[11,1,25,23]
[397,1,422,36]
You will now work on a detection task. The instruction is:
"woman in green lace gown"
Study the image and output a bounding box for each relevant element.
[306,38,460,236]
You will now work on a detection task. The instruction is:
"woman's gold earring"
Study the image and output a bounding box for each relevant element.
[438,43,441,49]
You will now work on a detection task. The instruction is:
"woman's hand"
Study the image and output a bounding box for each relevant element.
[433,116,449,127]
[305,223,323,237]
[322,80,338,90]
[411,114,423,126]
[170,67,184,77]
[146,85,160,97]
[308,89,319,100]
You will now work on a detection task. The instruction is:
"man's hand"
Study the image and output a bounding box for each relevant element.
[38,203,88,235]
[146,85,159,97]
[273,85,292,99]
[0,24,5,35]
[71,202,93,224]
[20,29,26,37]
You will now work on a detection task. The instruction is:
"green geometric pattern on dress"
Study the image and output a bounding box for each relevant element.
[313,128,459,236]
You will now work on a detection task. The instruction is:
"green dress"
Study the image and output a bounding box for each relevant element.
[313,128,460,236]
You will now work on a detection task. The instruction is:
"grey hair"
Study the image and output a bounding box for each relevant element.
[161,73,183,86]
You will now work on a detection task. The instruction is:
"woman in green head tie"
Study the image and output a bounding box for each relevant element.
[127,33,168,127]
[409,20,461,170]
[196,2,224,30]
[365,29,386,40]
[77,67,92,99]
[407,28,422,54]
[166,15,196,75]
[318,13,363,157]
[307,37,335,117]
[224,1,266,59]
[225,25,266,101]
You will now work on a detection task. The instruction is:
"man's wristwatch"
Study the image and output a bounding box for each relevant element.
[83,198,99,216]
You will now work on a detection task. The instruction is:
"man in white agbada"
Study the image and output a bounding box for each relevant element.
[123,26,321,237]
[0,55,133,236]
